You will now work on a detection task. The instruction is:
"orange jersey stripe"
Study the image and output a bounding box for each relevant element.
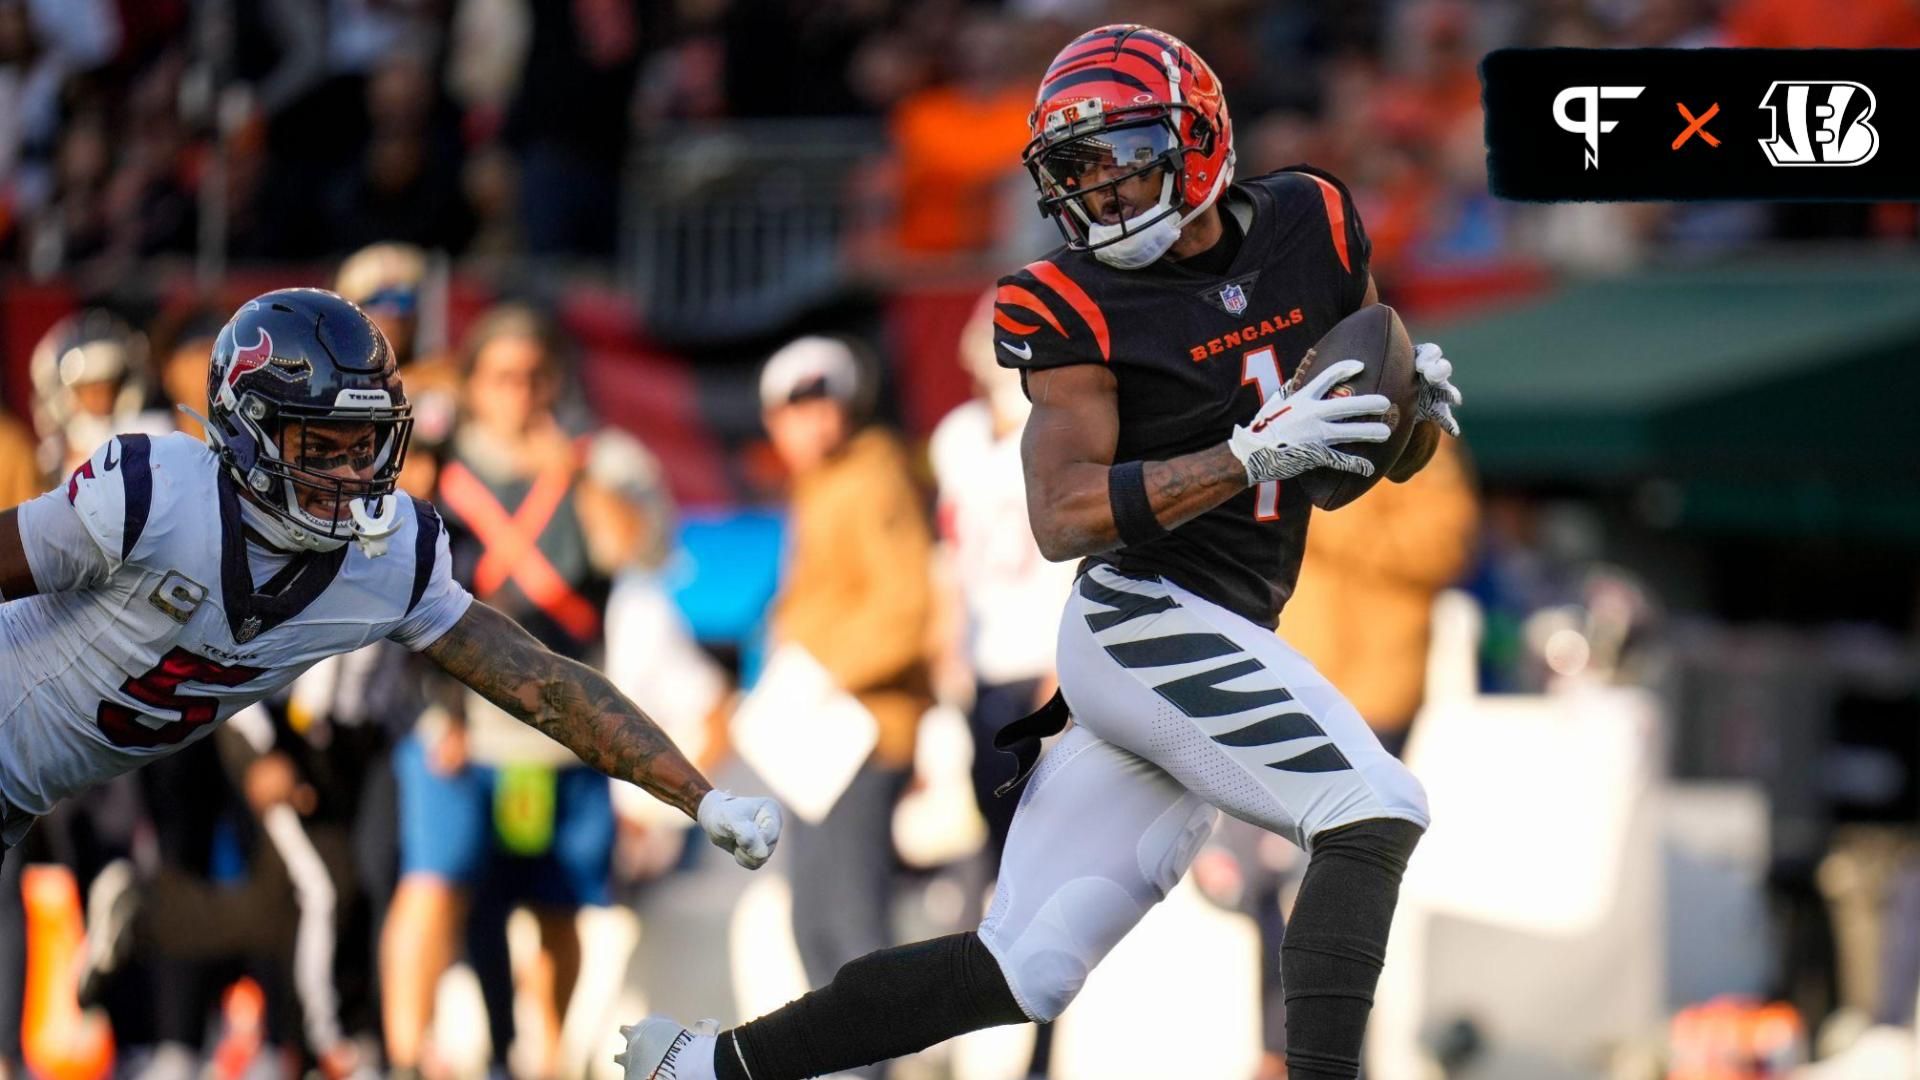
[995,284,1067,336]
[994,309,1041,335]
[1025,260,1111,361]
[1302,174,1352,274]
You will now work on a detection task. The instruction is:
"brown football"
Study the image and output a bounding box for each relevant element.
[1292,304,1419,511]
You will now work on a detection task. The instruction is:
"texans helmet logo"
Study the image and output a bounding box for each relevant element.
[223,327,314,399]
[226,328,275,391]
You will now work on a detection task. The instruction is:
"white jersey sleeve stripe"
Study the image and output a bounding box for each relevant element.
[407,499,443,614]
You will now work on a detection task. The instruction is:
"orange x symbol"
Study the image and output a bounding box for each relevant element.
[1673,102,1720,149]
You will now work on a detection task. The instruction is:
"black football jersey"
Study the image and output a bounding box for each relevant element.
[994,165,1372,629]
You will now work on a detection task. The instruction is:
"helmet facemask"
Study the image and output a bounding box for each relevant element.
[223,390,413,557]
[202,289,417,558]
[1027,113,1229,269]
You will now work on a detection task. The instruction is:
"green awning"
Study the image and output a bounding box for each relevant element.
[1419,255,1920,536]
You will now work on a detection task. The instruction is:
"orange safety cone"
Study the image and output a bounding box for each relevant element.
[211,977,267,1080]
[20,865,113,1080]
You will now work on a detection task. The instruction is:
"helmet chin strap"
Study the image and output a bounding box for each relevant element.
[239,495,345,554]
[239,493,401,558]
[1087,157,1236,270]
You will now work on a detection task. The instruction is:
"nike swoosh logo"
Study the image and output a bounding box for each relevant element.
[1000,340,1033,361]
[102,442,119,471]
[1250,405,1290,433]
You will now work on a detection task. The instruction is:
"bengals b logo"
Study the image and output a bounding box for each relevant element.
[1758,81,1879,167]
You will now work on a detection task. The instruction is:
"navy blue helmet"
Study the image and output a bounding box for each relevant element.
[204,288,412,553]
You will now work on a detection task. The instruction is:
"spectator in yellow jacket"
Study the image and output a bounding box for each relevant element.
[1279,437,1479,758]
[759,336,932,1080]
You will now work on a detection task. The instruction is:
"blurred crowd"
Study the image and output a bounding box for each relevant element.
[0,234,1485,1080]
[4,0,1919,287]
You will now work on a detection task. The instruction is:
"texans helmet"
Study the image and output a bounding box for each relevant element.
[203,288,412,555]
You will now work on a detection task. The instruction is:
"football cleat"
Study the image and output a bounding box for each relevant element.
[614,1017,719,1080]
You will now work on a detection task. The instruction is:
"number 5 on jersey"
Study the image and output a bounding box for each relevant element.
[98,648,262,749]
[1240,346,1283,521]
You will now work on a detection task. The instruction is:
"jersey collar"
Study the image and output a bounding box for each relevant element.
[217,477,349,643]
[1147,184,1259,281]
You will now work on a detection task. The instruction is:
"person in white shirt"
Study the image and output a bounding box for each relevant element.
[928,292,1078,857]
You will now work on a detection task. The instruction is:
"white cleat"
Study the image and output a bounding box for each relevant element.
[614,1017,719,1080]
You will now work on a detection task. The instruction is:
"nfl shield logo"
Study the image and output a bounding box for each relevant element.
[1220,283,1247,315]
[235,616,263,643]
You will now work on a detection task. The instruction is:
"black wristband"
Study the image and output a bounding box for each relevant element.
[1108,460,1168,547]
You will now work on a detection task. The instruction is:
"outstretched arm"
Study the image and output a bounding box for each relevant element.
[425,600,711,817]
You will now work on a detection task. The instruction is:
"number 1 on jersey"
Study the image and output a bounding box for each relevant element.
[1240,346,1282,521]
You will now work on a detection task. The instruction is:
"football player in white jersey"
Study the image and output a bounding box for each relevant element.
[0,288,782,870]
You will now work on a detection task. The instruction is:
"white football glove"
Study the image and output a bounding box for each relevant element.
[1412,342,1462,437]
[696,790,784,870]
[1228,357,1393,483]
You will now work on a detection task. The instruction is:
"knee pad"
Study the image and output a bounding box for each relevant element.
[980,785,1215,1023]
[981,877,1146,1022]
[995,942,1086,1023]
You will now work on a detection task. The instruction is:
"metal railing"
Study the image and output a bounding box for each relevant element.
[620,120,887,345]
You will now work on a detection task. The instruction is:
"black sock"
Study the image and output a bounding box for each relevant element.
[1282,817,1424,1080]
[718,932,1028,1080]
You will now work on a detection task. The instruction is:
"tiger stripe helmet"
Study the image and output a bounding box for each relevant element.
[1023,24,1235,265]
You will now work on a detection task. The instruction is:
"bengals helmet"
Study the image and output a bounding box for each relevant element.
[1023,24,1235,268]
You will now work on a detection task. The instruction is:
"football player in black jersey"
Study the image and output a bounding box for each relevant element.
[618,24,1463,1080]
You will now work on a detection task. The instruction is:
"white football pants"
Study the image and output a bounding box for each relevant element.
[977,564,1429,1021]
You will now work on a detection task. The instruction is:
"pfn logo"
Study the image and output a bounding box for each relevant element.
[1553,85,1645,169]
[1758,81,1878,166]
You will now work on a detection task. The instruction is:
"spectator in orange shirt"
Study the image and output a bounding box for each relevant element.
[890,14,1033,255]
[1724,0,1920,46]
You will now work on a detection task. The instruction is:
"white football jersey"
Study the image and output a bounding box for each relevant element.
[929,400,1078,685]
[0,432,472,821]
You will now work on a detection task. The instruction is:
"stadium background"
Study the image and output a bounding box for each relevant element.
[3,0,1919,1078]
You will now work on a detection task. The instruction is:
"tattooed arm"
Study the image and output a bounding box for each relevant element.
[424,600,711,817]
[1021,364,1249,562]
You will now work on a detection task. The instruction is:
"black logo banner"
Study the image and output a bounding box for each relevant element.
[1483,48,1919,201]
